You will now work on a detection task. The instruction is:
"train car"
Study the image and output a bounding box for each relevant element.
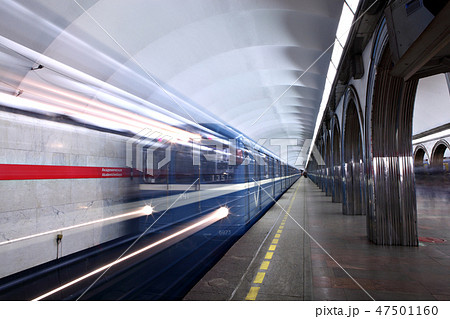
[0,112,299,300]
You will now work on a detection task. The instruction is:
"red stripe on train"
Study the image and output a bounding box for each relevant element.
[0,164,132,180]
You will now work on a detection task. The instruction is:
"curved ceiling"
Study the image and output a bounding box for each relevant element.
[0,0,345,167]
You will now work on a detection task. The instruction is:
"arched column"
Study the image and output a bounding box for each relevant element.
[331,115,343,203]
[322,125,332,196]
[342,87,366,216]
[319,139,325,191]
[365,19,419,246]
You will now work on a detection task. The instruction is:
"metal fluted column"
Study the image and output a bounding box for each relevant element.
[366,31,419,246]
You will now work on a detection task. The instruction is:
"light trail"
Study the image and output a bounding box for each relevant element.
[0,206,154,247]
[32,207,229,301]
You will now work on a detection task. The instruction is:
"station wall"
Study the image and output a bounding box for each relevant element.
[0,110,138,278]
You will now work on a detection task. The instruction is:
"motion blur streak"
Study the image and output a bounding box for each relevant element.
[0,206,154,247]
[0,35,201,137]
[0,92,138,132]
[0,89,199,141]
[32,207,229,301]
[26,83,201,141]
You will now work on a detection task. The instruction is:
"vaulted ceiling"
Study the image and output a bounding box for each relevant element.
[0,0,345,167]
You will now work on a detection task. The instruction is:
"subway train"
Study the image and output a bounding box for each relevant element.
[0,110,299,300]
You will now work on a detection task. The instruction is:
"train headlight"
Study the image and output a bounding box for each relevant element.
[142,205,154,215]
[215,207,229,219]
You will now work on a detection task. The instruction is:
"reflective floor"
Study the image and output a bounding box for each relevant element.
[310,175,450,301]
[186,177,450,301]
[416,173,450,246]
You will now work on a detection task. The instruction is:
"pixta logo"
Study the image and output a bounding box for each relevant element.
[126,128,325,171]
[126,128,172,174]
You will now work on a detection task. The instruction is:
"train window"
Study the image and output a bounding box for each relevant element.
[254,155,259,181]
[200,145,234,184]
[245,150,255,182]
[235,147,250,183]
[275,160,280,178]
[263,155,269,179]
[174,145,197,184]
[143,144,168,183]
[269,157,274,179]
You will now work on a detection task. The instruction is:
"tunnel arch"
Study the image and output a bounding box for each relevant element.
[342,86,366,216]
[365,19,419,246]
[331,114,342,203]
[431,139,450,171]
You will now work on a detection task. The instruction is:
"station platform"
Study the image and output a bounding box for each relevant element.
[184,177,450,301]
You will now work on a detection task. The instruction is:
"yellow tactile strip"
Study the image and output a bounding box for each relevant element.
[245,183,300,300]
[244,213,288,300]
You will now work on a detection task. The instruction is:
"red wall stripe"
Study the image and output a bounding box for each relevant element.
[0,164,132,180]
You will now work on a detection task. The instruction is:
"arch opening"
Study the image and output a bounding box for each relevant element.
[431,142,450,172]
[414,148,426,167]
[413,146,429,174]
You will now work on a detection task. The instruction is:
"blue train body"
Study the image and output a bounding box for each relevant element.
[117,122,299,299]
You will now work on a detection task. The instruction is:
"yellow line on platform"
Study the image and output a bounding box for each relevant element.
[244,180,301,301]
[245,287,260,300]
[265,252,274,259]
[254,272,265,284]
[260,261,270,270]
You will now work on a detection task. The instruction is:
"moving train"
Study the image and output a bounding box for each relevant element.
[0,114,299,300]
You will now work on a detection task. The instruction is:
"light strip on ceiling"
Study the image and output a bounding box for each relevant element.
[306,1,359,167]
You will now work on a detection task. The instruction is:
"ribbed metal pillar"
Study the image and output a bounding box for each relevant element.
[331,118,342,203]
[366,42,419,246]
[319,141,325,192]
[342,98,366,216]
[325,132,332,196]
